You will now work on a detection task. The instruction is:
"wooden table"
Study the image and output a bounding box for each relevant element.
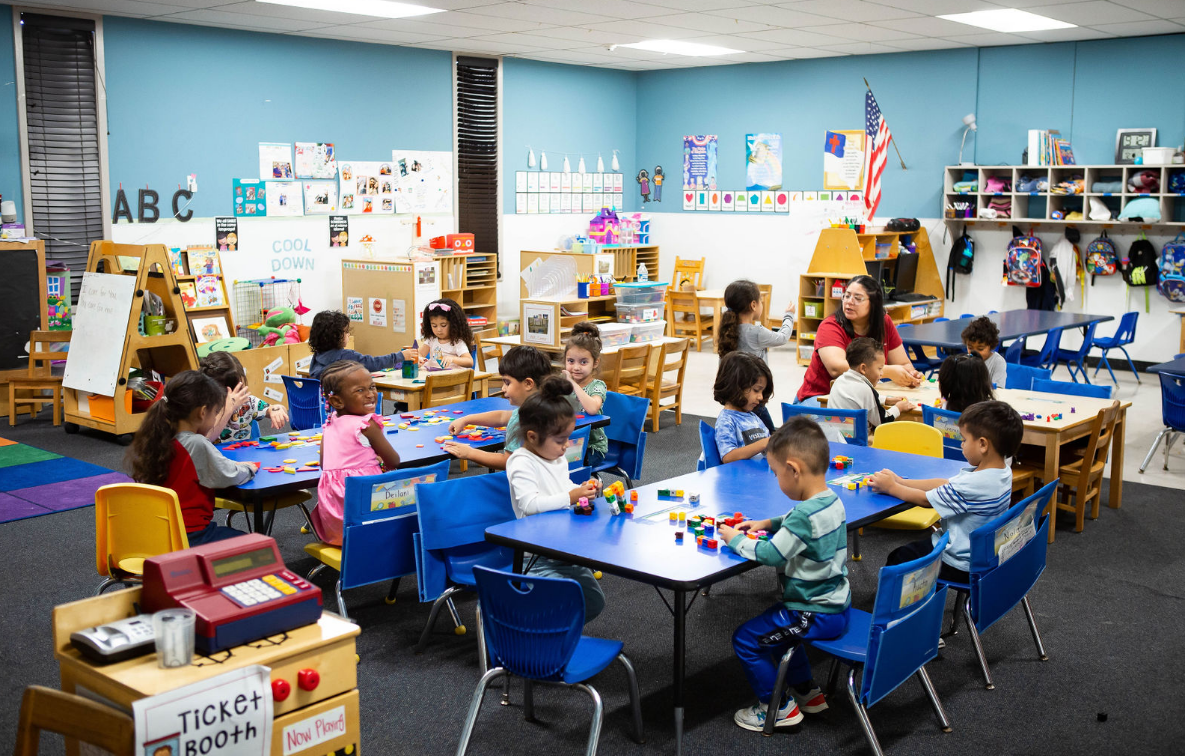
[482,334,682,355]
[298,366,496,411]
[1171,308,1185,355]
[52,587,361,756]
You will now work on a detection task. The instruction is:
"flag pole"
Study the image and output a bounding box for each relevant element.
[864,78,906,170]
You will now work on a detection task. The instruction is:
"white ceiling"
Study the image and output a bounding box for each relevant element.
[15,0,1185,69]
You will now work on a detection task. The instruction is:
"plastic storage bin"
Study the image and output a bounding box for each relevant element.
[630,320,666,343]
[597,323,632,348]
[614,281,669,306]
[798,344,815,361]
[803,301,823,319]
[616,303,665,323]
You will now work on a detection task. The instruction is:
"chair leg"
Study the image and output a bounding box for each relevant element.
[523,679,535,721]
[334,579,350,622]
[1140,428,1170,473]
[52,386,61,426]
[415,586,465,654]
[96,576,131,595]
[763,646,795,736]
[963,599,994,690]
[846,668,885,756]
[1021,596,1049,661]
[825,657,842,696]
[1095,351,1118,385]
[455,667,505,756]
[7,384,15,426]
[385,577,401,605]
[307,563,327,580]
[1118,346,1140,383]
[916,666,953,733]
[617,653,646,743]
[850,530,862,562]
[1164,431,1180,472]
[944,589,967,638]
[1074,490,1086,533]
[574,683,604,756]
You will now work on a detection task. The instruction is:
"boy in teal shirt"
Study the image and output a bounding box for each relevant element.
[718,416,851,732]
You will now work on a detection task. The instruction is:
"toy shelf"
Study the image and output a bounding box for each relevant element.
[519,247,659,298]
[439,254,497,332]
[520,295,618,349]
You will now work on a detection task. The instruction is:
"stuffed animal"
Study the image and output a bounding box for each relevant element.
[256,306,301,346]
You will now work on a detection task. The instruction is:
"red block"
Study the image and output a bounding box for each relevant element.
[705,538,719,549]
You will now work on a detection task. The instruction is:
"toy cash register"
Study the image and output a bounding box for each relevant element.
[142,533,322,655]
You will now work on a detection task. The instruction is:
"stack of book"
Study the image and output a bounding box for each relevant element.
[1027,130,1076,166]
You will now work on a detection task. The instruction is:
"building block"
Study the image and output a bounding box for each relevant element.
[453,410,464,414]
[435,435,453,443]
[282,458,297,464]
[416,444,424,448]
[673,489,684,498]
[696,535,704,546]
[705,538,718,549]
[265,467,283,473]
[260,436,277,442]
[677,511,686,522]
[296,467,317,472]
[703,525,714,537]
[669,512,678,521]
[689,492,700,503]
[624,502,634,513]
[747,532,757,540]
[630,490,638,501]
[658,488,671,497]
[283,467,296,474]
[610,500,621,515]
[675,531,683,542]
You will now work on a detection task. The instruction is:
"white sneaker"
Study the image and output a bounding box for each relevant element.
[733,699,803,732]
[792,687,829,714]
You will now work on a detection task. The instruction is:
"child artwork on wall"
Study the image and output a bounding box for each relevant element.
[637,169,651,203]
[259,142,294,180]
[653,166,664,202]
[295,142,336,179]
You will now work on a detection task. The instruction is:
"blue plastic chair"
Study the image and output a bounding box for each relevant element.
[591,391,648,488]
[1004,364,1052,391]
[1090,311,1140,384]
[304,461,450,620]
[921,404,966,461]
[1019,328,1063,370]
[790,534,952,752]
[1031,378,1112,399]
[1002,340,1023,364]
[698,420,723,470]
[1050,321,1098,383]
[939,481,1056,688]
[897,323,944,377]
[781,402,868,446]
[413,472,516,661]
[934,317,950,322]
[281,375,327,430]
[1139,372,1185,473]
[566,425,592,483]
[960,313,974,318]
[456,566,644,755]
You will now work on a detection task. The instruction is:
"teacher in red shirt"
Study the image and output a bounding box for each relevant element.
[796,275,923,403]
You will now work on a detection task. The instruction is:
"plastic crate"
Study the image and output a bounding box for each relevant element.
[597,323,632,348]
[803,301,823,319]
[798,344,815,361]
[614,281,668,306]
[630,320,666,343]
[616,303,665,323]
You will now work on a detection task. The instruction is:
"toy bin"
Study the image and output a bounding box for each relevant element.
[798,344,815,361]
[614,281,668,306]
[88,391,133,423]
[803,301,823,319]
[616,303,665,323]
[597,323,632,348]
[630,320,666,343]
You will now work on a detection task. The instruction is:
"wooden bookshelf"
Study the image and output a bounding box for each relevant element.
[438,253,497,331]
[519,246,659,298]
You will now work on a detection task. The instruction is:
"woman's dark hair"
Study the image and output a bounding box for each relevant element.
[845,337,883,369]
[717,279,761,355]
[309,310,350,355]
[420,297,474,349]
[834,275,887,345]
[320,360,367,401]
[127,371,226,486]
[565,321,602,364]
[499,345,553,386]
[200,351,246,389]
[515,375,575,446]
[939,353,994,413]
[961,316,1000,349]
[713,352,774,409]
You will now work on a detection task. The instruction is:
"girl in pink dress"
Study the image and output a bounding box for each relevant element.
[311,361,402,545]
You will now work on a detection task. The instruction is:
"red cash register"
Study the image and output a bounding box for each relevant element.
[142,534,322,655]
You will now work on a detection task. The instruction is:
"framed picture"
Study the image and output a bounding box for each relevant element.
[1115,128,1156,164]
[522,303,554,347]
[191,315,230,344]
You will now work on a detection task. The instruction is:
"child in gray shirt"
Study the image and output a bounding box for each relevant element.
[718,280,794,432]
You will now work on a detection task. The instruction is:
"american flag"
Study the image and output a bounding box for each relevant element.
[864,90,892,221]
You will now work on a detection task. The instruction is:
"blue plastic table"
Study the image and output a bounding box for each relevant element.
[485,443,965,755]
[221,396,609,532]
[1147,355,1185,375]
[899,309,1114,351]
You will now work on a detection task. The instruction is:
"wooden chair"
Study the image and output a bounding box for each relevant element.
[755,283,783,330]
[423,369,474,408]
[14,685,133,756]
[598,350,620,390]
[647,338,690,431]
[671,256,705,290]
[1034,400,1120,541]
[608,344,651,398]
[8,330,71,426]
[474,331,504,397]
[667,291,713,352]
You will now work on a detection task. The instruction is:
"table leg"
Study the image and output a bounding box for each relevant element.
[711,303,722,352]
[477,377,489,399]
[252,492,266,534]
[409,392,422,412]
[1044,433,1061,544]
[1109,408,1126,509]
[60,669,80,756]
[673,588,686,756]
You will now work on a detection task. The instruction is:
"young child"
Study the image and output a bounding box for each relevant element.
[938,352,994,413]
[870,400,1023,582]
[962,316,1008,387]
[200,351,289,444]
[416,298,474,369]
[828,338,915,434]
[718,417,850,732]
[311,361,402,545]
[505,376,602,621]
[562,322,608,467]
[127,371,259,546]
[717,279,795,433]
[713,352,774,463]
[445,345,552,470]
[308,310,416,379]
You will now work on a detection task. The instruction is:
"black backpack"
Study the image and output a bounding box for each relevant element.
[945,231,974,301]
[1121,238,1159,288]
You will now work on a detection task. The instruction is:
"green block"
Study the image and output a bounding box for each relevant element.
[0,444,62,469]
[658,488,670,497]
[260,436,277,442]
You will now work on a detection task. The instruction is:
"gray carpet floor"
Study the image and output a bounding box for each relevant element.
[1,411,1183,755]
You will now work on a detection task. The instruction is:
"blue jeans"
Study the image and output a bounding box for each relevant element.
[754,404,776,434]
[733,604,850,702]
[585,448,606,468]
[187,521,247,546]
[528,555,605,623]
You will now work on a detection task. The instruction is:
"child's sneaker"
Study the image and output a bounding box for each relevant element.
[792,687,829,714]
[733,699,803,732]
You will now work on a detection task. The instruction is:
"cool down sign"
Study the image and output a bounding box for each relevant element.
[271,238,314,272]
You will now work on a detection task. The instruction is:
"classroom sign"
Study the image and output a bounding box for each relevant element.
[133,665,272,756]
[682,135,717,190]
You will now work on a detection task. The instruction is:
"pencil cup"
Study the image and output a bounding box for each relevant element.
[578,282,589,298]
[153,608,196,668]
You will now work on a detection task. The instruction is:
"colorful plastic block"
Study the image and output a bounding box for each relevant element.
[624,503,634,513]
[705,538,718,549]
[674,489,684,498]
[578,497,589,507]
[677,511,686,522]
[658,488,671,497]
[453,410,464,414]
[265,467,283,473]
[416,444,424,448]
[260,436,277,442]
[675,531,684,542]
[283,467,296,474]
[630,490,638,501]
[435,435,452,443]
[670,512,678,521]
[696,535,704,546]
[703,525,714,537]
[282,458,297,464]
[610,500,621,515]
[689,493,700,503]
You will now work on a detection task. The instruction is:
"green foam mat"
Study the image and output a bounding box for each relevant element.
[0,444,62,469]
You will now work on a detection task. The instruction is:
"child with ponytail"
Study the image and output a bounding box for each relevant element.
[562,321,608,466]
[717,279,794,432]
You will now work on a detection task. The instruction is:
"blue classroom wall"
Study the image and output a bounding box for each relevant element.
[501,57,637,214]
[973,43,1076,167]
[102,17,453,219]
[0,6,21,221]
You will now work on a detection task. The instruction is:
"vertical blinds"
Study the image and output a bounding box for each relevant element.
[455,56,499,277]
[21,13,103,303]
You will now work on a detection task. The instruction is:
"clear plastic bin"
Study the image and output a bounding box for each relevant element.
[616,303,665,323]
[614,281,668,306]
[630,320,666,343]
[798,344,815,361]
[597,323,632,348]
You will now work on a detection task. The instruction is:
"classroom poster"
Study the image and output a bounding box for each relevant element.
[746,133,783,190]
[683,135,718,190]
[133,666,272,756]
[303,181,337,214]
[259,142,294,180]
[295,141,336,179]
[391,298,407,333]
[233,179,267,217]
[266,181,303,217]
[369,297,387,327]
[215,217,238,251]
[346,296,364,322]
[823,130,866,191]
[329,215,349,247]
[338,161,396,215]
[391,150,453,213]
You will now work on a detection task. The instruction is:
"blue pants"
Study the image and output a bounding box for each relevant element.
[187,521,247,546]
[754,404,776,434]
[733,605,849,702]
[528,555,605,623]
[585,448,606,468]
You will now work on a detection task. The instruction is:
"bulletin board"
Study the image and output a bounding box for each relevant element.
[0,241,48,377]
[232,344,292,407]
[341,259,419,356]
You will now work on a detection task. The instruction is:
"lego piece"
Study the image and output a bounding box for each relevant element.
[1071,407,1076,414]
[624,503,634,513]
[630,490,638,501]
[658,488,671,497]
[675,531,684,542]
[434,435,453,443]
[674,489,684,498]
[846,482,856,490]
[705,538,718,549]
[610,500,621,516]
[696,535,704,545]
[306,461,320,467]
[283,467,297,474]
[260,436,277,442]
[283,459,298,464]
[689,492,700,503]
[747,532,757,539]
[694,526,704,537]
[703,525,714,537]
[669,512,678,521]
[677,511,686,522]
[734,511,743,519]
[416,444,424,448]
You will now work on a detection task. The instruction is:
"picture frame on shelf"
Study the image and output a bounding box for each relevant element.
[1115,128,1156,165]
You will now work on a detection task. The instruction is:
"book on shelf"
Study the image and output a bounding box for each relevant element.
[1027,129,1075,166]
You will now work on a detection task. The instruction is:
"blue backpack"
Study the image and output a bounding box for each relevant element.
[1159,232,1185,303]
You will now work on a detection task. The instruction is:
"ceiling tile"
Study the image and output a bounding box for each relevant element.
[520,49,626,64]
[720,50,796,62]
[777,0,923,22]
[879,16,987,36]
[704,5,842,26]
[413,10,558,31]
[646,12,775,33]
[871,0,998,13]
[463,1,616,25]
[778,47,851,58]
[531,25,634,44]
[991,0,1093,6]
[639,0,764,10]
[885,36,974,49]
[1108,0,1185,17]
[581,19,716,40]
[688,34,793,50]
[1025,1,1158,24]
[418,0,506,8]
[216,1,384,24]
[471,31,586,49]
[17,0,193,15]
[1086,18,1185,34]
[158,8,327,31]
[796,22,922,41]
[363,18,489,35]
[518,0,683,19]
[583,44,669,60]
[734,27,850,46]
[817,41,909,54]
[1013,25,1116,40]
[943,31,1042,45]
[299,26,445,43]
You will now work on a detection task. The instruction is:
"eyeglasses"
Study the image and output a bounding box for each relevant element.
[841,292,868,304]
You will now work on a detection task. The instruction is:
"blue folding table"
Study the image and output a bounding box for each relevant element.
[485,442,966,755]
[899,309,1114,351]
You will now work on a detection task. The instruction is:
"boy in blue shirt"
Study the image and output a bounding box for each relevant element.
[718,417,850,731]
[870,400,1024,582]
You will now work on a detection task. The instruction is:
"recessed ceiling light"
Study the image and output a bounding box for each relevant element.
[614,39,743,56]
[938,9,1075,33]
[255,0,444,19]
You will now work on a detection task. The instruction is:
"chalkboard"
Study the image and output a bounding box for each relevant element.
[63,272,137,396]
[0,249,43,371]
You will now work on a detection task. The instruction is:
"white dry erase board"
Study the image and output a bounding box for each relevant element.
[63,271,137,396]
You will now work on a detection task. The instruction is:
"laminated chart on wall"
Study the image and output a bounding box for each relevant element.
[233,179,267,217]
[514,172,623,214]
[823,130,866,191]
[391,150,454,214]
[338,160,396,215]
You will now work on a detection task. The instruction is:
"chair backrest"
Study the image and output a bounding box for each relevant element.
[666,291,701,322]
[473,565,585,682]
[339,460,451,591]
[1158,372,1185,431]
[26,330,71,377]
[610,343,652,396]
[281,375,326,430]
[422,369,474,407]
[415,472,515,553]
[14,685,134,756]
[566,425,591,470]
[653,337,690,389]
[960,313,974,318]
[95,483,189,578]
[781,402,868,446]
[699,420,723,468]
[965,481,1056,634]
[1116,310,1139,343]
[871,422,943,458]
[474,330,503,374]
[601,391,649,480]
[1004,364,1051,391]
[672,256,705,290]
[1036,328,1064,362]
[1074,401,1121,488]
[861,533,950,707]
[934,317,950,323]
[921,404,966,461]
[1002,340,1023,364]
[1067,321,1098,360]
[1031,378,1112,399]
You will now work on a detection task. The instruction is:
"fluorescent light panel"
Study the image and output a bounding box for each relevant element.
[255,0,443,19]
[938,9,1075,33]
[616,39,743,56]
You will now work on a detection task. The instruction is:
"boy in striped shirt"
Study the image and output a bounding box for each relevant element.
[870,400,1024,583]
[719,417,850,732]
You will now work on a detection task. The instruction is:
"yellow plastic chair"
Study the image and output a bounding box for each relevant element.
[95,483,189,595]
[870,423,943,530]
